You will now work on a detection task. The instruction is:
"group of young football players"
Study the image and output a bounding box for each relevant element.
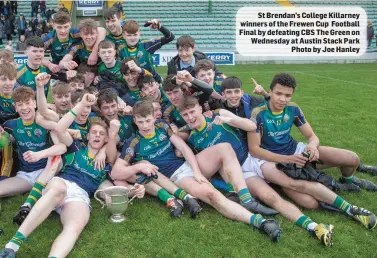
[0,6,376,258]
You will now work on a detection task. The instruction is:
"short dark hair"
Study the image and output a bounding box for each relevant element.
[97,88,117,108]
[270,73,296,90]
[25,36,44,48]
[77,63,98,75]
[138,74,155,90]
[221,76,242,92]
[103,7,121,20]
[176,35,195,49]
[71,89,85,104]
[133,100,154,117]
[162,74,180,92]
[179,96,199,112]
[120,58,140,74]
[68,73,85,84]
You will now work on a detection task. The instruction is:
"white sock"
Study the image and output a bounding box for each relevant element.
[5,242,20,252]
[184,194,194,200]
[307,222,318,231]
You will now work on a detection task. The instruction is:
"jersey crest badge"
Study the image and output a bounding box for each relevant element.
[34,128,42,137]
[159,134,167,141]
[283,114,290,123]
[137,51,144,58]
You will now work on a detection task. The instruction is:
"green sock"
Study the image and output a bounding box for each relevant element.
[6,231,26,252]
[250,214,265,228]
[174,188,189,201]
[157,189,174,204]
[341,175,354,184]
[226,182,235,192]
[296,215,317,231]
[24,181,46,207]
[332,196,351,213]
[238,188,252,204]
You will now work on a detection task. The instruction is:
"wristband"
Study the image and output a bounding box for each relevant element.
[70,110,77,117]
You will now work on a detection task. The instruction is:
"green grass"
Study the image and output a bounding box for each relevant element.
[2,63,377,257]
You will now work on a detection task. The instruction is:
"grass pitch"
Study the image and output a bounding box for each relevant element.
[1,63,377,257]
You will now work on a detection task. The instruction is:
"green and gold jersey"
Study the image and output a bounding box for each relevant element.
[68,42,102,66]
[16,64,50,97]
[3,118,50,172]
[43,28,81,64]
[163,104,186,127]
[59,140,110,195]
[105,31,126,49]
[120,120,185,178]
[0,94,16,124]
[98,59,124,82]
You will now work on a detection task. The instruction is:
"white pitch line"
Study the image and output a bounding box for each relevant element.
[294,71,377,89]
[231,70,377,74]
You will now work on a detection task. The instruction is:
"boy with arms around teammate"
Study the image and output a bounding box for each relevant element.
[59,19,106,70]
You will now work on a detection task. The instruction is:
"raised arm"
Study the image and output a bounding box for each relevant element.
[55,93,97,133]
[87,27,107,65]
[106,120,121,165]
[216,109,256,132]
[35,73,60,122]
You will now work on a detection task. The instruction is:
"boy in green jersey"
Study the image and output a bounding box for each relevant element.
[16,37,50,97]
[97,40,123,82]
[119,19,175,83]
[60,19,106,70]
[0,63,17,179]
[0,96,145,258]
[0,87,66,200]
[112,100,282,241]
[103,7,126,49]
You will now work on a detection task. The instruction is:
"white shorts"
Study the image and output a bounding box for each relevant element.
[16,169,44,186]
[170,162,194,184]
[47,177,90,214]
[256,142,307,177]
[241,153,264,179]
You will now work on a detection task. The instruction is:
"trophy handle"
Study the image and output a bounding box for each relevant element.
[127,187,137,204]
[94,190,106,209]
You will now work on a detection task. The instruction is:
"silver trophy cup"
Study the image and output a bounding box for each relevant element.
[94,186,136,223]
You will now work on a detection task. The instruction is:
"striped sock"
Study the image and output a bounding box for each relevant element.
[332,196,351,214]
[238,188,252,204]
[226,182,235,192]
[6,231,26,252]
[174,188,190,201]
[157,189,174,204]
[296,215,318,231]
[250,214,265,228]
[24,181,46,208]
[341,175,354,184]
